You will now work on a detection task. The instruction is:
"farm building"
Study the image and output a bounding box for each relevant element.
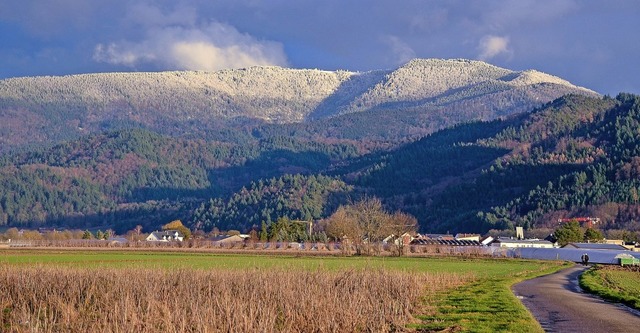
[490,238,555,248]
[420,233,455,240]
[455,233,481,242]
[146,230,185,242]
[210,234,245,245]
[557,217,600,228]
[383,233,415,246]
[410,238,481,246]
[563,243,628,251]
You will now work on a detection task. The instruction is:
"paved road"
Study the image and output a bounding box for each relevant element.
[512,265,640,332]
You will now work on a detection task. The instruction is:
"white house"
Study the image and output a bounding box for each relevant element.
[146,230,184,242]
[383,232,414,246]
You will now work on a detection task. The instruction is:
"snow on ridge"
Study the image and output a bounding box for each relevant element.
[0,58,599,123]
[505,69,598,94]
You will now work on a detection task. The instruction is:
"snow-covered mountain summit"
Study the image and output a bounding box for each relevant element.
[0,58,598,149]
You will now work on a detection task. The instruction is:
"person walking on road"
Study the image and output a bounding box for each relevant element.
[581,253,590,265]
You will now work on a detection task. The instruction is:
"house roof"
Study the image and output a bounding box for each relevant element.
[421,233,455,240]
[146,230,185,241]
[210,235,244,243]
[481,236,494,245]
[150,230,184,237]
[455,233,480,238]
[410,238,480,246]
[563,243,628,250]
[493,238,553,245]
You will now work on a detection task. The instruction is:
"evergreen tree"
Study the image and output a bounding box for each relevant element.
[583,228,604,243]
[554,221,583,246]
[82,230,92,239]
[260,221,268,241]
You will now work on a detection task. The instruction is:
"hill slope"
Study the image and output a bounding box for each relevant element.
[354,93,640,233]
[190,93,640,234]
[3,94,640,235]
[0,59,596,151]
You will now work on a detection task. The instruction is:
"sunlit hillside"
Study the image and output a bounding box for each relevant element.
[0,59,597,150]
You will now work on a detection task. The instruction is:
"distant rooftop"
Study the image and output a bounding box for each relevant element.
[411,238,480,246]
[563,243,628,251]
[494,238,552,245]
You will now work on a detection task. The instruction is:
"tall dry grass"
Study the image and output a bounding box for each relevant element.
[0,265,471,333]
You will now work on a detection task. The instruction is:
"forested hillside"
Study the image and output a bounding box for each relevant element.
[4,94,640,234]
[355,94,640,233]
[0,59,596,152]
[8,58,640,236]
[191,174,351,232]
[184,93,640,234]
[0,129,358,232]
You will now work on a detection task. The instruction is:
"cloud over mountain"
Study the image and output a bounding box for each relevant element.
[0,1,638,95]
[93,4,287,71]
[478,35,511,60]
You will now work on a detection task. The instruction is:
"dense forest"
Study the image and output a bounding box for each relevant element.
[190,174,351,232]
[357,94,640,233]
[0,128,358,232]
[2,93,640,236]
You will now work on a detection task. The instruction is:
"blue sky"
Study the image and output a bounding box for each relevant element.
[0,0,638,95]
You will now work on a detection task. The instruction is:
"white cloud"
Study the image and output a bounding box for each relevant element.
[93,43,154,67]
[171,40,285,70]
[477,35,511,60]
[93,20,288,71]
[383,36,417,65]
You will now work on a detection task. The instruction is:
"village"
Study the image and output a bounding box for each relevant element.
[2,216,639,266]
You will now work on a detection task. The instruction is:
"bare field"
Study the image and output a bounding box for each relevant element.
[0,249,567,332]
[0,265,469,333]
[0,251,472,332]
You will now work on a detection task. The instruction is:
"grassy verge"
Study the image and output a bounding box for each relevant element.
[414,260,571,333]
[579,265,640,310]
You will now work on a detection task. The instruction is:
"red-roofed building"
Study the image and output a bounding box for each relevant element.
[557,217,600,229]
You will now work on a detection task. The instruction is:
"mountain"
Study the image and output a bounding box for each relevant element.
[3,58,623,235]
[0,59,597,151]
[0,128,359,232]
[4,92,638,236]
[352,93,640,233]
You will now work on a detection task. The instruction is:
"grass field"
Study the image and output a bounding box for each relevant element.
[0,249,569,332]
[580,265,640,310]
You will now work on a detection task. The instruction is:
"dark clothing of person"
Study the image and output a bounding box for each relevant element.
[581,253,590,265]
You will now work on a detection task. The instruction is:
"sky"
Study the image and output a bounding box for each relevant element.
[0,0,638,95]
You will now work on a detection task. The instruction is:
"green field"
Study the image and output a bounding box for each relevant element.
[0,249,555,273]
[580,265,640,310]
[0,249,569,332]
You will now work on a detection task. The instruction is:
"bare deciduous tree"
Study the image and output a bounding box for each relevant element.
[386,211,418,256]
[325,197,417,256]
[325,206,360,255]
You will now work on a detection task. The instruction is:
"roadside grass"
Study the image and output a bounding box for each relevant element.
[0,249,570,332]
[580,265,640,310]
[414,260,571,333]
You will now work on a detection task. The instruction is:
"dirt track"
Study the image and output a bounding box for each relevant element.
[512,265,640,332]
